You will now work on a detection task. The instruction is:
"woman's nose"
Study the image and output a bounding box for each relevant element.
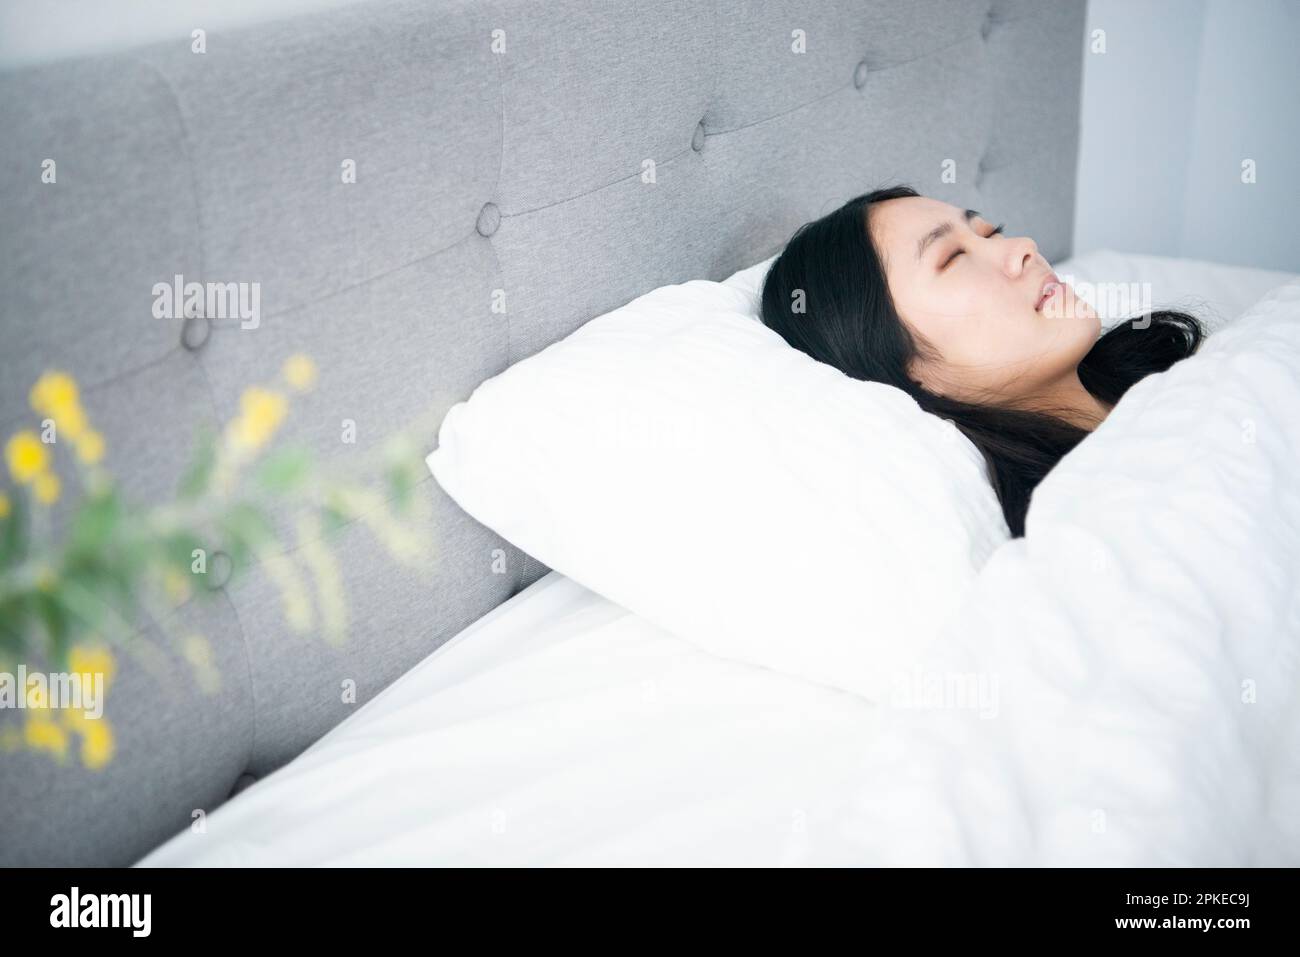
[1003,235,1039,278]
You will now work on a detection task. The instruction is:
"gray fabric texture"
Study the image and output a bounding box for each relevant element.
[0,0,1085,865]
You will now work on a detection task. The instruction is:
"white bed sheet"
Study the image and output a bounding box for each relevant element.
[141,571,890,866]
[139,251,1300,867]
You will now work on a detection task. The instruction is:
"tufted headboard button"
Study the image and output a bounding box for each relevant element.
[205,550,233,590]
[853,59,870,90]
[691,119,706,152]
[180,313,211,351]
[475,202,500,237]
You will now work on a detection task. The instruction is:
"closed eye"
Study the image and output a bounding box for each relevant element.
[940,223,1006,269]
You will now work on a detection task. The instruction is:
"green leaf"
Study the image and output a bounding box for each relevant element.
[68,490,121,555]
[33,589,72,670]
[256,446,313,494]
[0,595,28,657]
[0,491,29,570]
[320,503,350,536]
[388,464,415,512]
[223,504,274,546]
[57,566,107,631]
[60,556,138,639]
[220,503,276,573]
[161,531,205,569]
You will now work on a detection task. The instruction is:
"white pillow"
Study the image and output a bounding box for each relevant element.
[427,269,1009,702]
[720,252,778,314]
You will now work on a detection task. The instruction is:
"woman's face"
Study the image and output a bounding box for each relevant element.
[868,195,1099,404]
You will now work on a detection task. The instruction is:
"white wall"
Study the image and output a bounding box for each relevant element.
[1075,0,1300,271]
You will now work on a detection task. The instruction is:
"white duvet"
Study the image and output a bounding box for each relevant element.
[857,277,1300,865]
[140,276,1300,867]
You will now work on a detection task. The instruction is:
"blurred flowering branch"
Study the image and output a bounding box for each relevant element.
[0,355,433,768]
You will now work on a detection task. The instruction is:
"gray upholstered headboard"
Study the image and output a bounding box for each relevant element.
[0,0,1085,865]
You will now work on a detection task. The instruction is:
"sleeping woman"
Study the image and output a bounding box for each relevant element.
[759,185,1204,537]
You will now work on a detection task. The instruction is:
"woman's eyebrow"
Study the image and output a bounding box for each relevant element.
[916,209,982,261]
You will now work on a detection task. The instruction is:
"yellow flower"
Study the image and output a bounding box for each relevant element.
[29,371,79,416]
[0,492,10,518]
[53,403,88,443]
[79,719,114,769]
[69,644,116,688]
[26,679,50,710]
[52,646,115,766]
[5,431,49,484]
[282,354,318,392]
[75,429,105,464]
[24,716,69,759]
[30,372,92,443]
[229,387,287,452]
[33,471,61,505]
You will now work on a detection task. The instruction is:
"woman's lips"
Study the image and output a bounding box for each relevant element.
[1035,274,1064,312]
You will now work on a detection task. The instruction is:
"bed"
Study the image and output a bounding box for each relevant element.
[3,0,1295,868]
[138,250,1300,866]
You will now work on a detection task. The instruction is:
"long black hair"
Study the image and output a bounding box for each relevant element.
[759,186,1204,537]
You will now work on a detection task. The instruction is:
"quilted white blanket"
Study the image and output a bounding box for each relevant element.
[880,278,1300,864]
